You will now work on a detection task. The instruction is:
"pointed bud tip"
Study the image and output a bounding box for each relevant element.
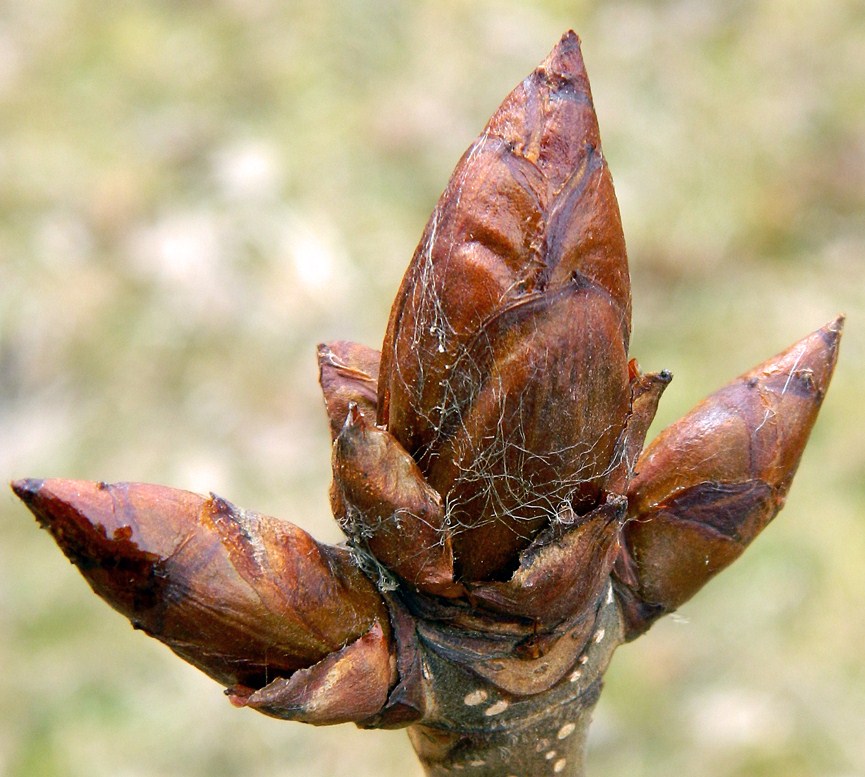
[10,479,118,529]
[775,315,844,393]
[824,314,845,344]
[560,29,580,47]
[808,315,844,359]
[815,313,845,384]
[542,30,586,82]
[11,478,44,504]
[225,686,253,707]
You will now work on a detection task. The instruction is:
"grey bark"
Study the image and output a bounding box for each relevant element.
[405,591,623,777]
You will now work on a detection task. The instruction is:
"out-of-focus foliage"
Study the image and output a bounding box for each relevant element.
[1,2,863,776]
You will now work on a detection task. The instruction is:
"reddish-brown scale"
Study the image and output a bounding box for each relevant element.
[619,317,843,636]
[331,404,461,597]
[317,340,381,440]
[12,479,390,693]
[378,32,630,475]
[229,621,396,725]
[427,282,630,580]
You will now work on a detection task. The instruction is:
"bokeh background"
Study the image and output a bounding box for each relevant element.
[1,1,863,776]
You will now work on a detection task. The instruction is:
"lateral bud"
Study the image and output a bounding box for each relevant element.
[11,478,391,696]
[618,317,843,637]
[331,404,460,597]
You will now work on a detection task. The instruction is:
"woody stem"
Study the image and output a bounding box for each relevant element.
[405,595,622,777]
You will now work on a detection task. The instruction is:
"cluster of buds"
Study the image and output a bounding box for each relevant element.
[14,32,841,777]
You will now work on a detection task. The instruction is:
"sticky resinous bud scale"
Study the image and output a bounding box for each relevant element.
[13,30,842,777]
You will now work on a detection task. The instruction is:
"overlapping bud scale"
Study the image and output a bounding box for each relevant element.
[376,31,632,583]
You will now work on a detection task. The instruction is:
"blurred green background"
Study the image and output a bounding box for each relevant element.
[1,1,863,776]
